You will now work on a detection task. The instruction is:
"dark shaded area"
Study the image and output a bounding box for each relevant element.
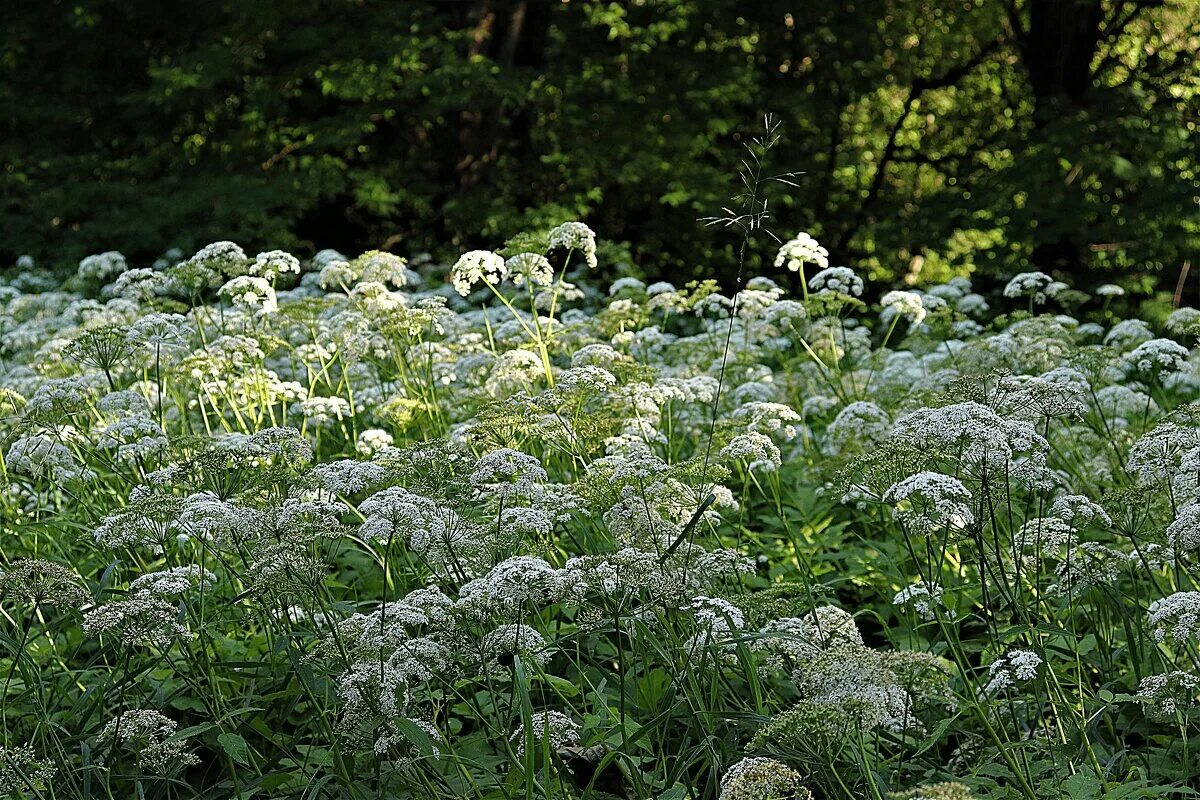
[1,0,1197,288]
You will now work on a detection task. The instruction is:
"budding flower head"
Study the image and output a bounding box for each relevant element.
[0,558,89,607]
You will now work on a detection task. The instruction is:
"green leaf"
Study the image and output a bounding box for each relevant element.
[657,785,688,800]
[1062,772,1102,799]
[217,732,251,766]
[534,673,581,698]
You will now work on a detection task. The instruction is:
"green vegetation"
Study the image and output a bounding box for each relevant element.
[5,212,1200,797]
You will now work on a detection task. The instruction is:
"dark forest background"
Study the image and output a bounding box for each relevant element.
[2,0,1197,291]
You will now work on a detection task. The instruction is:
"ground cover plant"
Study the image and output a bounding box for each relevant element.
[4,208,1200,797]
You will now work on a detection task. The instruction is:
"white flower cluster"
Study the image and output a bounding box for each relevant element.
[451,250,507,297]
[1003,271,1064,304]
[547,221,598,270]
[984,649,1042,694]
[773,232,829,273]
[96,710,200,772]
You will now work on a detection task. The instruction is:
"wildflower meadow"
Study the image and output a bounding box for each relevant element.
[4,161,1200,799]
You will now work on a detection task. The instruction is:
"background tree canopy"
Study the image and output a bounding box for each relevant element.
[2,0,1197,291]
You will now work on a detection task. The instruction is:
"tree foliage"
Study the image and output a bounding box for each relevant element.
[2,0,1197,288]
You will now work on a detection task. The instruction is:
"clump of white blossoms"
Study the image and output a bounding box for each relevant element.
[1149,592,1200,643]
[219,275,278,314]
[1012,516,1076,554]
[0,744,56,794]
[250,249,301,281]
[1166,503,1200,554]
[719,757,811,800]
[469,448,548,501]
[1124,338,1189,377]
[451,250,507,296]
[893,582,948,621]
[547,221,598,270]
[508,710,581,755]
[1003,271,1062,304]
[6,434,93,482]
[505,252,554,288]
[881,290,927,326]
[807,266,864,297]
[1137,671,1200,720]
[1166,307,1200,337]
[77,250,127,283]
[721,431,783,472]
[774,232,829,273]
[883,472,975,536]
[984,649,1042,694]
[355,427,394,456]
[96,710,200,772]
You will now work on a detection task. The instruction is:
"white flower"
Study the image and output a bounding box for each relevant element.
[356,428,395,456]
[984,649,1042,694]
[721,431,782,471]
[509,711,581,755]
[719,757,807,800]
[506,253,554,288]
[880,290,927,326]
[883,472,975,536]
[470,448,547,501]
[219,276,278,314]
[1003,271,1058,303]
[251,250,301,281]
[774,232,829,273]
[78,251,127,282]
[547,221,598,270]
[1138,671,1200,719]
[1124,338,1189,376]
[1149,592,1200,643]
[451,250,507,296]
[892,582,947,621]
[807,266,864,298]
[96,710,200,772]
[1168,503,1200,554]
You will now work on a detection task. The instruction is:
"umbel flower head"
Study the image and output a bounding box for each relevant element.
[547,221,598,270]
[96,710,200,773]
[883,472,975,536]
[1149,592,1200,643]
[774,232,829,273]
[509,710,581,756]
[451,250,507,296]
[1137,671,1200,720]
[891,782,976,800]
[719,757,811,800]
[0,558,89,607]
[0,745,56,795]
